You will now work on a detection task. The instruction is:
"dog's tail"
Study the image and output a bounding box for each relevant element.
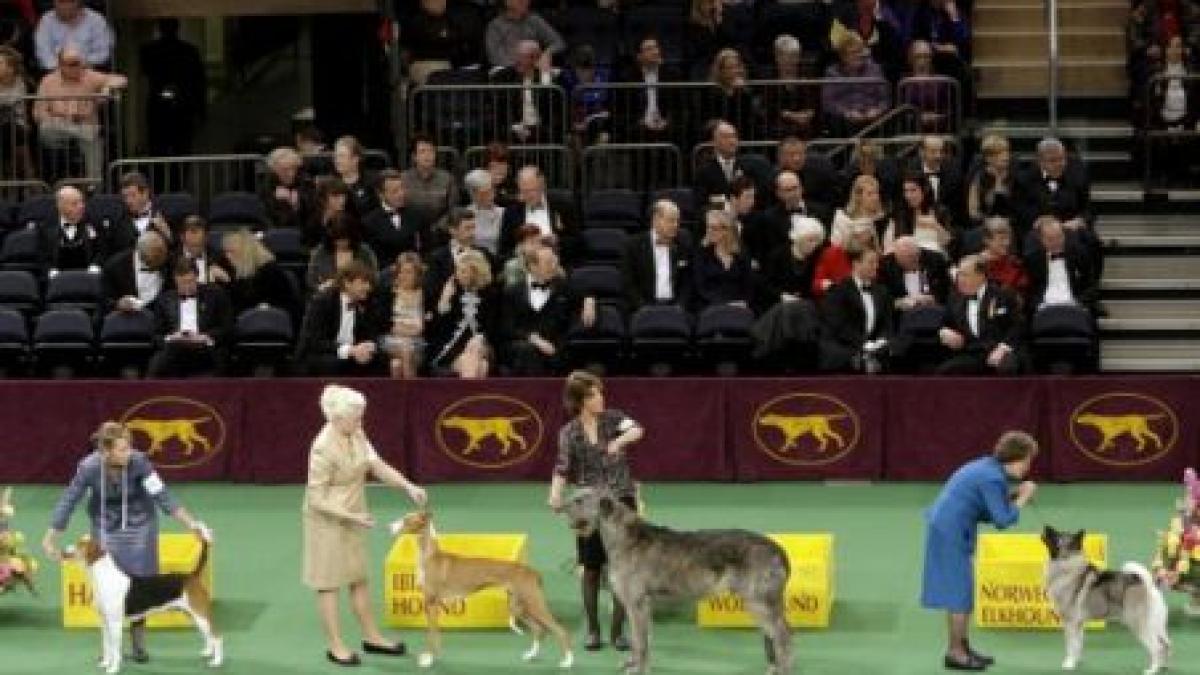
[1124,562,1171,653]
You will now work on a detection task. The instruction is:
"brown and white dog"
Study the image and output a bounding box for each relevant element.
[390,511,573,669]
[66,531,222,674]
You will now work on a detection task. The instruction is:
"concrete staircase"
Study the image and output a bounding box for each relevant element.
[974,0,1127,98]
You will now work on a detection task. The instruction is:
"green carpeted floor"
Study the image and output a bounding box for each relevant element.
[0,482,1193,674]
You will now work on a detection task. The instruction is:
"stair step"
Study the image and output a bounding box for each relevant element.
[1102,299,1200,319]
[1100,356,1200,371]
[974,30,1126,61]
[1099,216,1200,247]
[1093,181,1145,203]
[977,60,1126,98]
[1101,318,1200,331]
[1104,256,1200,278]
[1101,340,1200,371]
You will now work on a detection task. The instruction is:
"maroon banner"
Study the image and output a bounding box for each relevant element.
[728,379,884,480]
[0,383,99,483]
[883,378,1044,481]
[92,381,246,482]
[404,379,567,482]
[1047,378,1200,481]
[605,379,727,480]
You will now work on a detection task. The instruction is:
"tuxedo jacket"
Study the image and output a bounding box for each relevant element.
[500,276,578,347]
[879,249,951,305]
[819,276,894,349]
[694,156,756,207]
[295,287,384,360]
[620,229,695,310]
[942,283,1025,353]
[1012,160,1091,231]
[149,284,233,347]
[101,249,170,310]
[1023,243,1099,311]
[612,63,685,138]
[499,198,580,261]
[788,155,843,208]
[363,205,430,263]
[39,219,106,271]
[752,201,833,262]
[908,158,966,223]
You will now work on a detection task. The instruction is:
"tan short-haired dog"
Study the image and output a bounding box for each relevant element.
[391,511,573,669]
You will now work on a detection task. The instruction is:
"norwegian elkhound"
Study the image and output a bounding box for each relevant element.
[1042,526,1170,674]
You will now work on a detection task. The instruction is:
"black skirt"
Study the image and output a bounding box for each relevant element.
[575,495,637,569]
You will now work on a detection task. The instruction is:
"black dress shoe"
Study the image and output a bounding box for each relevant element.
[583,634,604,651]
[611,635,630,652]
[327,650,361,667]
[362,641,406,656]
[944,653,987,671]
[967,647,994,666]
[127,648,150,664]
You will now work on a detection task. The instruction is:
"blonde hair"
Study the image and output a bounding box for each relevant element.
[981,133,1009,157]
[394,251,426,292]
[266,147,302,170]
[457,249,494,290]
[709,48,744,87]
[221,229,275,279]
[846,174,883,219]
[91,422,129,450]
[320,385,366,422]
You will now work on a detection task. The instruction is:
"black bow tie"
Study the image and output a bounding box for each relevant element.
[138,266,155,272]
[178,293,196,301]
[1049,252,1064,261]
[530,282,550,291]
[859,284,872,292]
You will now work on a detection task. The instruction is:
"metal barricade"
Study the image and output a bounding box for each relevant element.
[581,143,682,195]
[1141,73,1200,193]
[408,83,568,151]
[690,140,780,176]
[463,144,574,191]
[4,93,123,191]
[0,180,51,204]
[896,76,962,134]
[106,154,266,212]
[300,149,394,178]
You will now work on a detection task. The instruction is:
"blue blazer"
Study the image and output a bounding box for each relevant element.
[926,456,1019,548]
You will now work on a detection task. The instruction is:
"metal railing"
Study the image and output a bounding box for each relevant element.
[581,143,683,195]
[1140,73,1200,192]
[106,154,266,213]
[2,93,123,191]
[815,105,921,168]
[896,76,962,134]
[408,83,569,150]
[1046,0,1060,132]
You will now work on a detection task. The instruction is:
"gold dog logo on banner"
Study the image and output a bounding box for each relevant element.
[753,393,860,466]
[119,397,226,469]
[435,395,543,469]
[1069,393,1179,467]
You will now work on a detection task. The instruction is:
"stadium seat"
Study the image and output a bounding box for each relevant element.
[33,308,94,375]
[262,228,309,279]
[893,304,946,373]
[565,303,626,371]
[0,228,44,275]
[44,270,103,314]
[99,309,156,375]
[652,188,699,226]
[16,194,56,229]
[568,265,625,312]
[209,191,268,229]
[85,193,126,229]
[582,228,629,265]
[585,189,643,222]
[0,200,17,230]
[1030,304,1097,374]
[0,307,29,375]
[233,306,294,376]
[629,304,692,374]
[156,192,200,226]
[695,304,755,373]
[0,270,40,314]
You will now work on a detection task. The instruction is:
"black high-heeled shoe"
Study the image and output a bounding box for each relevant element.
[362,640,406,656]
[326,650,361,667]
[967,645,994,666]
[943,653,988,671]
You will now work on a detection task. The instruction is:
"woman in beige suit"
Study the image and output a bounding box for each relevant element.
[304,384,427,667]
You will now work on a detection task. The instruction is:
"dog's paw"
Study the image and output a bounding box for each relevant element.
[1062,657,1078,670]
[418,652,434,669]
[558,651,574,669]
[522,641,540,661]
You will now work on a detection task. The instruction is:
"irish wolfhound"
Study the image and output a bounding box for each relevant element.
[563,488,792,674]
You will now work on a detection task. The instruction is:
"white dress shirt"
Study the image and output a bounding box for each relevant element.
[652,240,673,301]
[133,208,152,235]
[179,297,199,334]
[642,69,661,125]
[922,164,941,200]
[856,277,876,336]
[525,200,552,237]
[335,293,357,359]
[718,156,736,182]
[520,71,552,127]
[903,270,923,298]
[134,252,163,308]
[1042,255,1075,306]
[966,287,985,337]
[528,278,551,311]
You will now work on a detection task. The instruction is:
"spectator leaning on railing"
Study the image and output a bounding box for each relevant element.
[33,44,125,180]
[484,0,564,69]
[0,45,31,179]
[33,0,114,72]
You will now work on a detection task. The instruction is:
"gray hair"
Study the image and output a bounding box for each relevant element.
[320,384,366,421]
[774,35,801,54]
[1037,137,1065,156]
[788,215,824,243]
[983,217,1012,238]
[267,147,302,170]
[136,230,166,256]
[463,168,492,196]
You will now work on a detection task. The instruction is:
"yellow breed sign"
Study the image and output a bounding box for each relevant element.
[384,534,527,628]
[698,534,835,628]
[62,533,214,628]
[974,533,1108,629]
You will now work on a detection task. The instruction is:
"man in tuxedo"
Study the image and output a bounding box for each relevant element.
[936,254,1025,374]
[615,35,681,142]
[500,246,582,375]
[425,208,498,308]
[294,261,386,376]
[751,170,832,266]
[694,121,748,208]
[499,165,578,260]
[40,184,105,274]
[147,258,233,378]
[909,135,964,226]
[178,215,232,286]
[818,246,893,372]
[363,169,429,264]
[1013,137,1092,240]
[776,136,841,208]
[620,199,695,311]
[879,235,950,310]
[1023,216,1099,315]
[491,39,565,144]
[101,230,170,313]
[107,171,173,254]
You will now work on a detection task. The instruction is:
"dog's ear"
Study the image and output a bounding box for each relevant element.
[1071,529,1086,551]
[1041,526,1057,555]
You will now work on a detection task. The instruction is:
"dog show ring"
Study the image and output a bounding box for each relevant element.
[697,533,835,628]
[61,533,215,628]
[384,533,527,628]
[974,533,1108,630]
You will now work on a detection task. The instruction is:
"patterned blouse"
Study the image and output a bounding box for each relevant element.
[554,409,638,500]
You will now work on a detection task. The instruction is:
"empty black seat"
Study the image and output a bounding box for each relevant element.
[585,189,643,222]
[99,309,156,372]
[17,194,56,229]
[85,193,126,229]
[45,270,103,313]
[0,228,44,274]
[0,307,29,373]
[568,265,625,312]
[1030,304,1097,374]
[234,306,294,374]
[156,192,200,226]
[566,304,626,369]
[33,308,94,372]
[0,270,40,314]
[209,191,268,229]
[695,304,754,370]
[630,304,691,373]
[582,228,629,264]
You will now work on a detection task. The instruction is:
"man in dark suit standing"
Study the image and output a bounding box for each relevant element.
[499,165,579,261]
[620,199,695,312]
[1023,216,1099,315]
[937,254,1025,374]
[425,208,498,309]
[490,39,565,144]
[363,169,429,264]
[776,135,841,208]
[615,34,681,143]
[147,259,233,377]
[909,135,964,227]
[500,246,580,375]
[879,235,951,310]
[818,246,893,372]
[295,261,386,376]
[101,230,171,313]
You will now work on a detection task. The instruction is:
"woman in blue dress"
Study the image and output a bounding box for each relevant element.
[921,430,1038,671]
[43,421,209,663]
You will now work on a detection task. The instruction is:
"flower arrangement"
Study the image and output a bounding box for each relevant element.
[1153,469,1200,614]
[0,487,38,595]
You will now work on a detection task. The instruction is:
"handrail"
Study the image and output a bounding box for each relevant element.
[1046,0,1059,133]
[823,104,921,166]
